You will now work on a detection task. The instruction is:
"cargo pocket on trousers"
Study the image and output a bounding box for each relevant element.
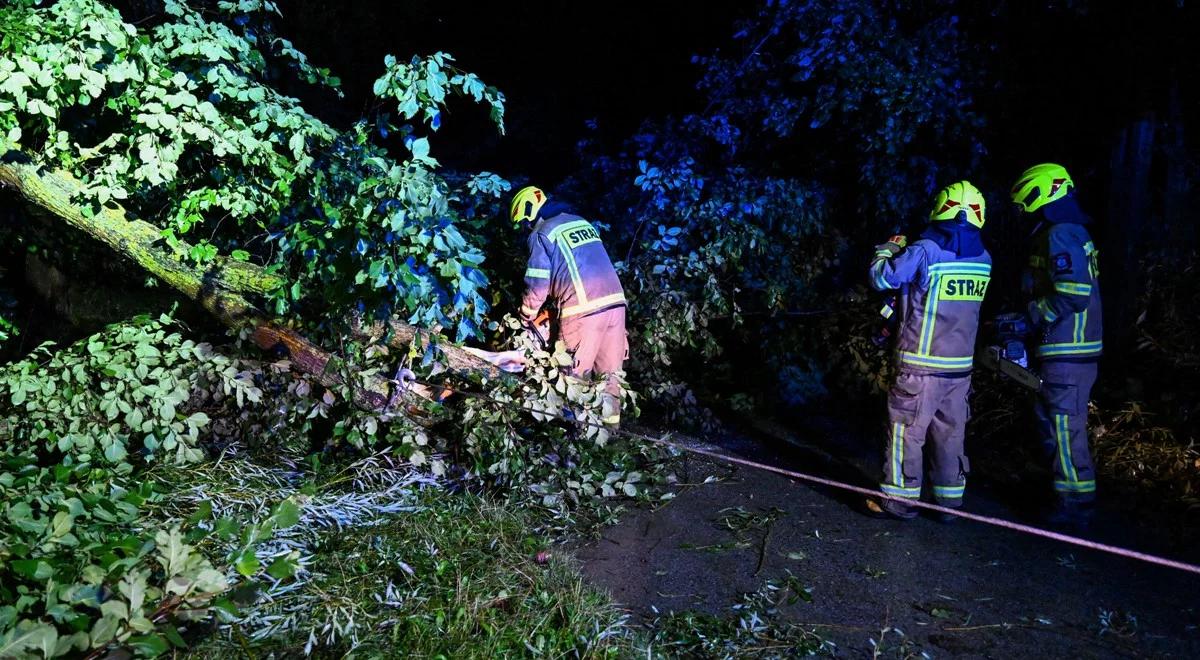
[1042,381,1079,416]
[888,376,922,426]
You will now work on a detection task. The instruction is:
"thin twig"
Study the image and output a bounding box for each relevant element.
[754,519,774,576]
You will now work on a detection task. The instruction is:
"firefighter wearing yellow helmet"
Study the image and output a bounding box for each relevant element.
[1012,163,1102,527]
[511,185,628,427]
[865,180,992,521]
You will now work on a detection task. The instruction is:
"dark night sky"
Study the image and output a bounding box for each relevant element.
[281,1,743,184]
[275,1,1199,206]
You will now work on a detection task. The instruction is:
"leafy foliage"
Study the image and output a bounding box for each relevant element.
[0,291,15,349]
[2,314,257,466]
[0,0,505,341]
[0,315,322,658]
[692,0,984,222]
[0,453,229,659]
[559,0,980,418]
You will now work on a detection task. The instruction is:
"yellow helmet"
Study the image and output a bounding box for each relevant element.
[930,180,986,229]
[1010,163,1073,213]
[510,185,547,226]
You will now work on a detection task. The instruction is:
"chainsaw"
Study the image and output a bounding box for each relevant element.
[976,312,1042,392]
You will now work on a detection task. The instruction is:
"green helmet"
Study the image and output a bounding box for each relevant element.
[930,180,986,229]
[1011,163,1073,213]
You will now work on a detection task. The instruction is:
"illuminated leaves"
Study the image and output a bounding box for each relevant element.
[0,0,509,346]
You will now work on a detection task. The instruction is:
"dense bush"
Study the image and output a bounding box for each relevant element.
[547,0,982,420]
[0,316,312,658]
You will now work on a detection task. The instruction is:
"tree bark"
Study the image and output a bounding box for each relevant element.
[0,158,282,298]
[349,315,501,380]
[0,156,500,413]
[1106,116,1155,347]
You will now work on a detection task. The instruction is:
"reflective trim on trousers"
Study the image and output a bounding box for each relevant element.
[890,422,905,488]
[1037,341,1102,358]
[932,484,965,499]
[881,483,921,498]
[1054,479,1096,494]
[897,351,974,371]
[1055,414,1078,483]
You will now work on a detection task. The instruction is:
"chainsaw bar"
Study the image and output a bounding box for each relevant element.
[976,345,1043,392]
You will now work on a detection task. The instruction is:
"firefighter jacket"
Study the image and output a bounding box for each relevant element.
[870,239,992,374]
[1026,221,1103,360]
[521,212,626,322]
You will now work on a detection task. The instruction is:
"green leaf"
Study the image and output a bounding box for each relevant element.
[100,599,129,622]
[214,517,238,541]
[104,441,128,463]
[50,511,73,538]
[234,549,260,577]
[155,527,189,575]
[0,621,57,659]
[186,500,213,526]
[90,615,121,647]
[271,498,301,528]
[409,137,430,160]
[265,555,298,580]
[162,625,187,648]
[211,597,240,618]
[127,633,170,656]
[10,559,54,580]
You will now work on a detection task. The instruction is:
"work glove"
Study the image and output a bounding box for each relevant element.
[1025,300,1050,336]
[872,235,907,262]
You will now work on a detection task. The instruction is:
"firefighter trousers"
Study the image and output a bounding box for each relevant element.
[559,305,628,425]
[881,371,972,516]
[1034,360,1098,503]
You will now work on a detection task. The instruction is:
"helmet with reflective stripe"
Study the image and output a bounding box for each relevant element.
[930,180,986,229]
[510,185,547,227]
[1011,163,1073,213]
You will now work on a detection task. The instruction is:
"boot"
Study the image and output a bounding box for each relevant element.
[864,498,917,521]
[1044,499,1094,530]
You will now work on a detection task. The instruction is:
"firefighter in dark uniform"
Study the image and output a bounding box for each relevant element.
[1011,163,1103,526]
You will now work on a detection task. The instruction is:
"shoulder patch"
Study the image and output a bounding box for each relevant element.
[1052,252,1072,274]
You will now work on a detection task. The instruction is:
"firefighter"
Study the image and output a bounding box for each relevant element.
[866,181,992,521]
[511,185,628,426]
[1011,163,1102,526]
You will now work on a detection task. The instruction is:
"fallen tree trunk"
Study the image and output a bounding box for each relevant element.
[0,158,282,297]
[350,315,502,380]
[0,156,501,412]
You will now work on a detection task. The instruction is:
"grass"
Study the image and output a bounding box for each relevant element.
[167,451,838,659]
[191,489,629,658]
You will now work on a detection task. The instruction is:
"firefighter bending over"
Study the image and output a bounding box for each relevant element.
[866,181,992,521]
[511,185,628,427]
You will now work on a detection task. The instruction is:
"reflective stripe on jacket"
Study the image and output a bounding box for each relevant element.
[521,212,626,321]
[1027,223,1103,360]
[869,239,992,374]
